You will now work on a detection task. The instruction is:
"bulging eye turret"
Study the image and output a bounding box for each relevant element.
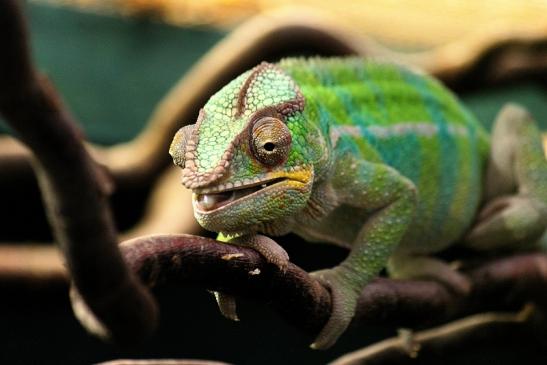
[250,117,291,166]
[169,124,195,168]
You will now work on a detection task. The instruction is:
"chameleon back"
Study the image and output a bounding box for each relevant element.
[279,58,490,251]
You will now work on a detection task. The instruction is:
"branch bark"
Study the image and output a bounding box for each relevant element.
[117,234,547,339]
[0,0,157,345]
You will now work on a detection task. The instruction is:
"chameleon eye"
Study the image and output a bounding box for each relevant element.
[169,124,195,168]
[251,117,291,166]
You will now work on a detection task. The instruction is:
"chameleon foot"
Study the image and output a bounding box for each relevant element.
[470,103,547,250]
[231,234,290,272]
[309,267,361,349]
[388,254,471,296]
[211,291,239,321]
[465,195,547,251]
[210,234,289,323]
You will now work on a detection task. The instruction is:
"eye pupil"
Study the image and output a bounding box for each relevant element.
[250,116,291,166]
[263,142,276,151]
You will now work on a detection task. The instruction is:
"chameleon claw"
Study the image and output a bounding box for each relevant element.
[232,234,290,272]
[210,235,289,323]
[211,291,239,321]
[309,267,361,349]
[398,328,420,358]
[389,254,472,297]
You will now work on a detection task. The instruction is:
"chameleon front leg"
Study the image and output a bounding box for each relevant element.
[310,159,417,349]
[212,233,290,321]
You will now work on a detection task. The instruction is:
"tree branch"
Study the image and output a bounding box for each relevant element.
[0,244,66,284]
[117,234,547,339]
[0,0,157,345]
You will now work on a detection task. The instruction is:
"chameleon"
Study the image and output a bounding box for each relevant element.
[169,57,547,349]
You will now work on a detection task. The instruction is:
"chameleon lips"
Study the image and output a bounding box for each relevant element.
[195,191,234,211]
[192,166,314,233]
[194,178,286,212]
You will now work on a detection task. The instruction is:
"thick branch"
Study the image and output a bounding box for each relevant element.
[0,0,157,345]
[119,234,547,338]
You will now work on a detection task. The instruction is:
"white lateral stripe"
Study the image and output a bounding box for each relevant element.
[329,125,361,145]
[330,122,469,145]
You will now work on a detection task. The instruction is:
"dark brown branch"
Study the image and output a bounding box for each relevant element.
[0,167,199,284]
[118,234,547,339]
[0,0,157,345]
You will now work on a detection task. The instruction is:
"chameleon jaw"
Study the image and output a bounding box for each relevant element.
[193,177,287,212]
[191,166,314,234]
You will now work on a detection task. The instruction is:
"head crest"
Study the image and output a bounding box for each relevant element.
[178,62,305,189]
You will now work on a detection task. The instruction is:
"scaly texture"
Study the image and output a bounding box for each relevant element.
[279,58,490,252]
[169,57,547,349]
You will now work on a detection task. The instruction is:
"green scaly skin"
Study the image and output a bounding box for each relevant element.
[169,57,547,349]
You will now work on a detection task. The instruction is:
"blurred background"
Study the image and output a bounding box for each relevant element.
[0,0,546,364]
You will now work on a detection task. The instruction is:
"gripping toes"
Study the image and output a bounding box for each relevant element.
[232,234,290,271]
[211,291,240,321]
[212,234,289,322]
[388,255,472,296]
[465,195,547,250]
[470,103,547,250]
[309,267,361,349]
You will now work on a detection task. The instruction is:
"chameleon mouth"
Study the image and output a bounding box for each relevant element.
[194,177,286,212]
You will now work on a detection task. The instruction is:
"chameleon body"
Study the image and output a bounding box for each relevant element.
[169,58,547,349]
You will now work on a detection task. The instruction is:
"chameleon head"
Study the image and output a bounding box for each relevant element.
[169,62,326,235]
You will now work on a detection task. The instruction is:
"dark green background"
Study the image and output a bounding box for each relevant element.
[1,2,547,365]
[0,3,224,144]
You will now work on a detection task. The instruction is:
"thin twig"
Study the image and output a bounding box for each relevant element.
[97,360,233,365]
[0,0,157,345]
[328,306,538,365]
